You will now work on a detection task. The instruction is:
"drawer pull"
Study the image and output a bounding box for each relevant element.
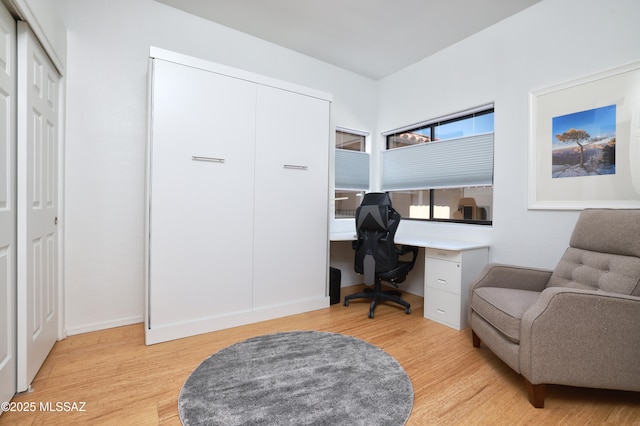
[192,156,225,163]
[283,164,308,170]
[437,279,447,286]
[436,309,446,316]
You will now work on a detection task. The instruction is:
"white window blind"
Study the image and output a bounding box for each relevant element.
[382,133,494,191]
[335,149,369,190]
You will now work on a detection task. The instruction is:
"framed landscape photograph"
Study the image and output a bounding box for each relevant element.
[529,61,640,210]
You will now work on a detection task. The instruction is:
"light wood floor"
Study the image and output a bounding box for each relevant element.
[2,285,639,425]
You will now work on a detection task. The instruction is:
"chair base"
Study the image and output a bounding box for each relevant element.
[344,283,411,318]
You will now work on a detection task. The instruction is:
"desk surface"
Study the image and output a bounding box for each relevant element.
[330,232,489,251]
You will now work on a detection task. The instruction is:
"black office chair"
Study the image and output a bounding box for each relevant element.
[344,192,419,318]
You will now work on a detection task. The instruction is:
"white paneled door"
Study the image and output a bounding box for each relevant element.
[16,22,60,392]
[0,2,16,406]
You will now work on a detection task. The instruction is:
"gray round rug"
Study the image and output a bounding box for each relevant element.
[178,330,414,425]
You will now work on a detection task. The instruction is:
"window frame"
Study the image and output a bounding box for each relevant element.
[383,106,494,226]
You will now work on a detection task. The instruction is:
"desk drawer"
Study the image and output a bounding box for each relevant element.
[426,257,461,294]
[424,288,462,329]
[425,248,461,262]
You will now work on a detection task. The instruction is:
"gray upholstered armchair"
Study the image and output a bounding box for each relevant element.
[469,209,640,408]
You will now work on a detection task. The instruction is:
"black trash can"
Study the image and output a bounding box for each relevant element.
[329,267,341,305]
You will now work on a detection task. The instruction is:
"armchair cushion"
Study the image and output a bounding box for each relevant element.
[547,247,640,295]
[472,287,540,343]
[569,208,640,257]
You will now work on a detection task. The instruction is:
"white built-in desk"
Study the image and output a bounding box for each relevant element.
[330,232,489,330]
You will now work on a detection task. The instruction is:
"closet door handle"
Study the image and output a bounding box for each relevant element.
[283,164,308,170]
[192,156,225,163]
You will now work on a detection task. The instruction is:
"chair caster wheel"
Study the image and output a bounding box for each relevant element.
[405,308,411,314]
[368,311,374,319]
[344,300,349,306]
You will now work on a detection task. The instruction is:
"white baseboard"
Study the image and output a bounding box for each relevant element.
[65,315,144,336]
[145,297,330,345]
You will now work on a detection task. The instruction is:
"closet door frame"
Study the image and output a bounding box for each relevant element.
[0,0,17,407]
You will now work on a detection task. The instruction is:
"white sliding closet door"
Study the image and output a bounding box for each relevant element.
[16,22,60,392]
[253,85,330,308]
[148,59,256,336]
[0,2,16,405]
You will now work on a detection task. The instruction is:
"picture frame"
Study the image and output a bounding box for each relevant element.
[528,60,640,210]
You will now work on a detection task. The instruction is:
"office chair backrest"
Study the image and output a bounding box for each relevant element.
[354,193,401,281]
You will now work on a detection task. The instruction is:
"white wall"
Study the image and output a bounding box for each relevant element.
[56,0,378,334]
[55,0,640,332]
[376,0,640,272]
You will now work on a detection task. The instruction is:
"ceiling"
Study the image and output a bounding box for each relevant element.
[155,0,541,80]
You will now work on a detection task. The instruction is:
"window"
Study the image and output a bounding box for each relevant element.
[383,106,494,225]
[335,129,368,218]
[336,130,365,151]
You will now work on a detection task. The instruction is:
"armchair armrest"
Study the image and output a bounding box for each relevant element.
[470,263,552,292]
[520,287,640,391]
